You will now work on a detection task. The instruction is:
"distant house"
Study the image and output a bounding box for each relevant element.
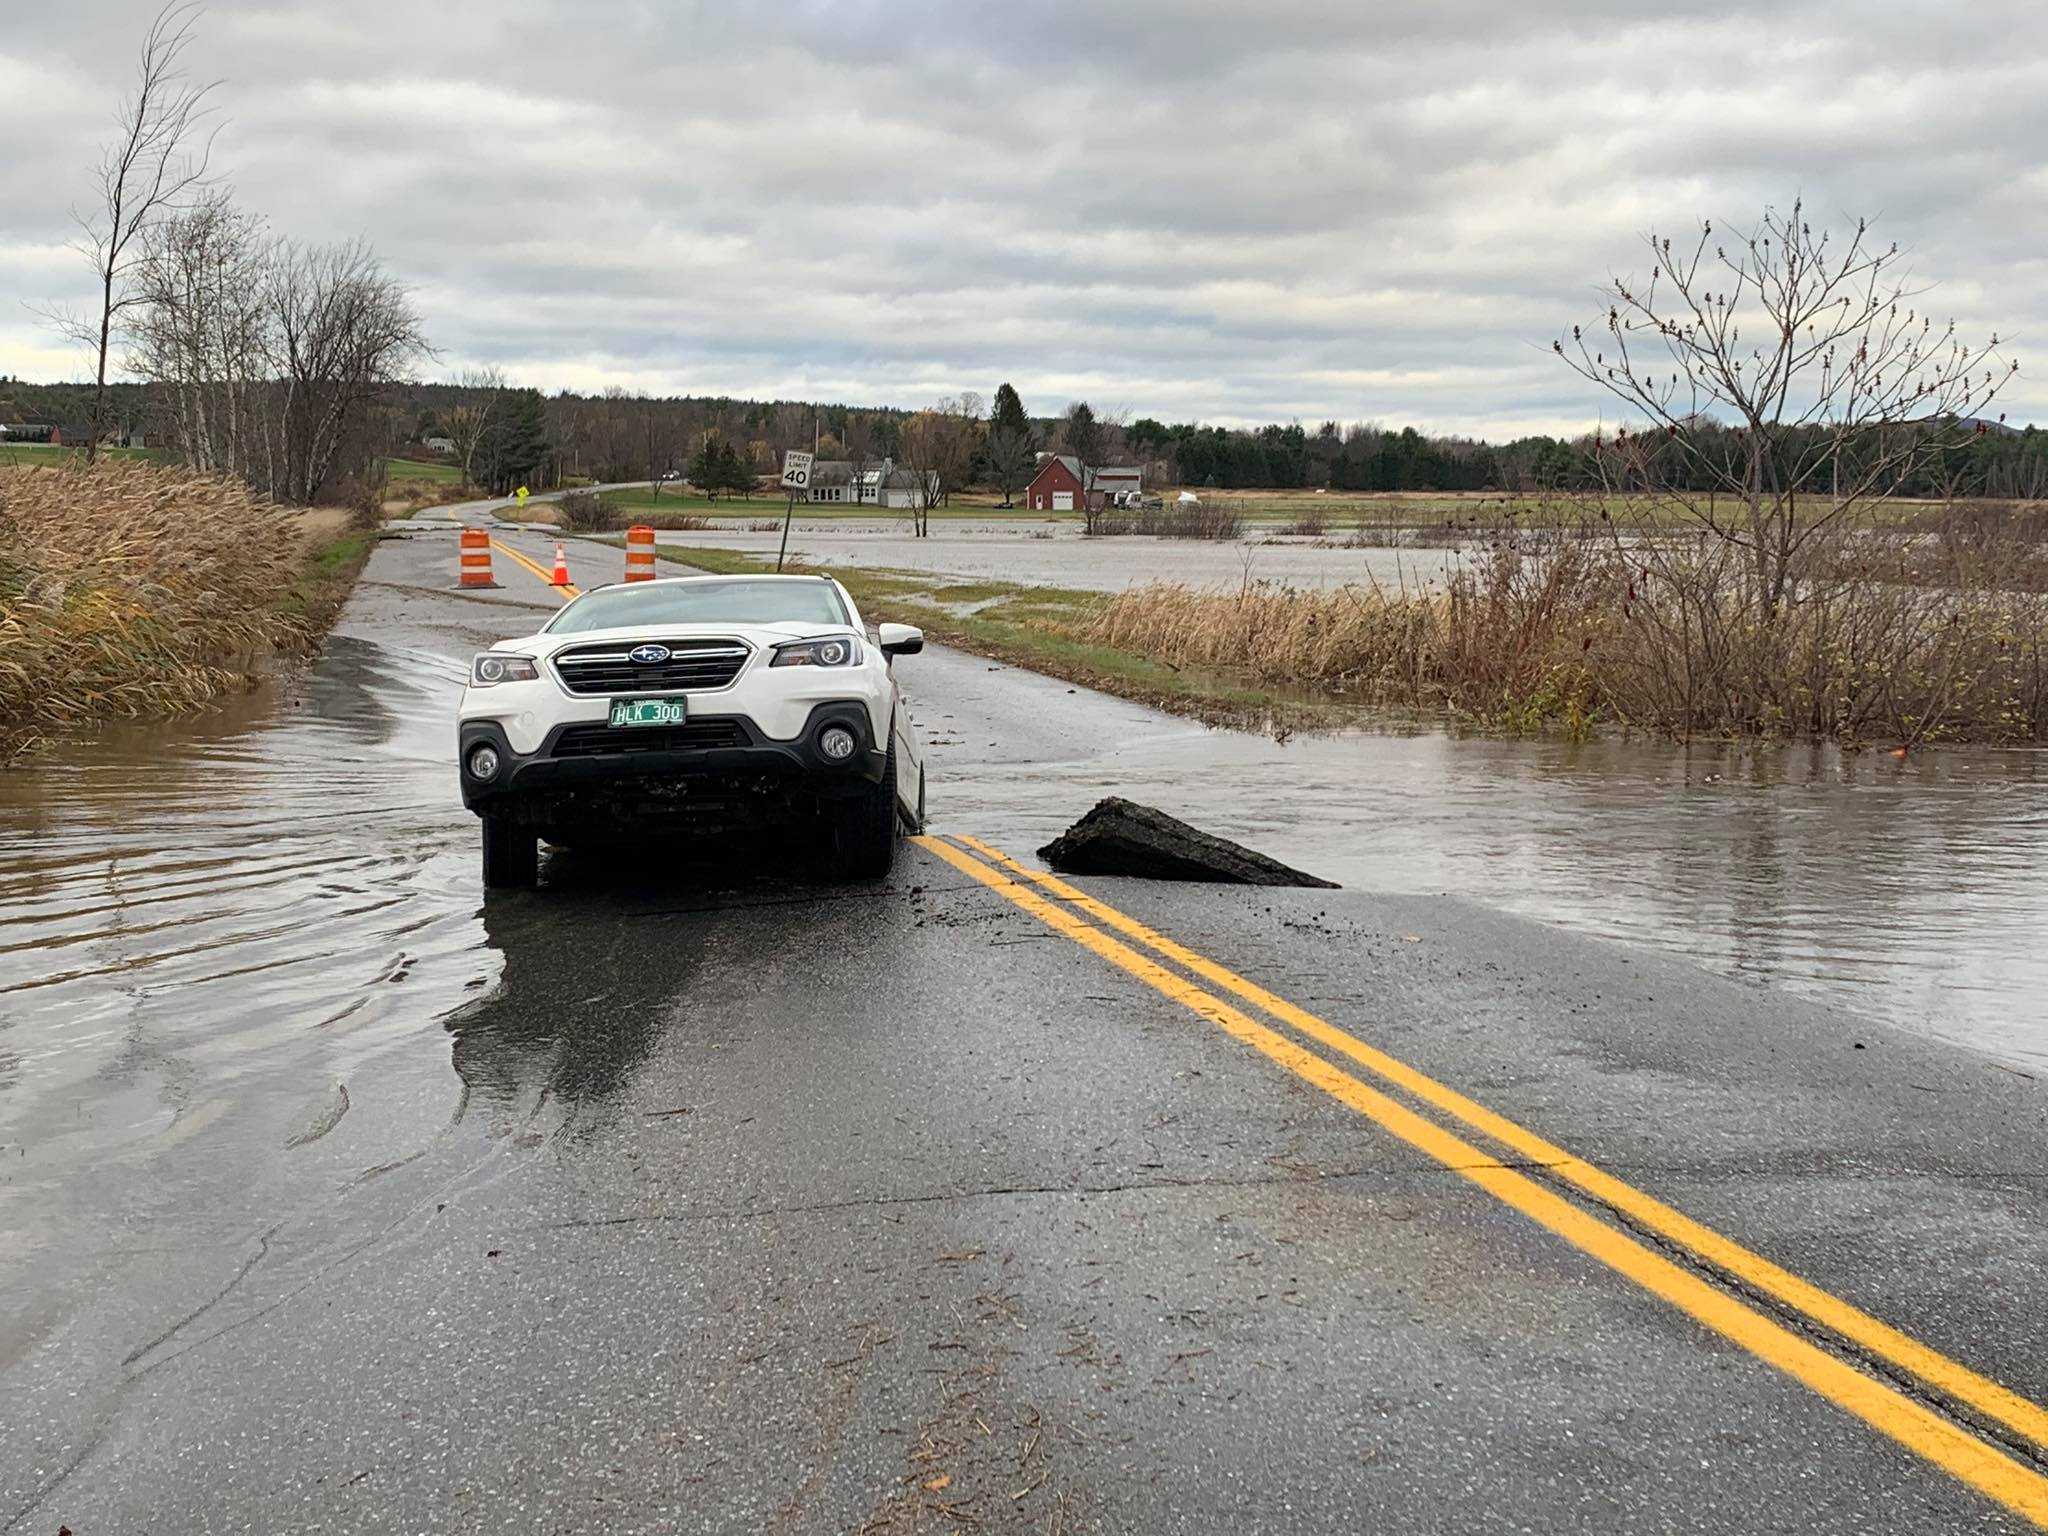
[805,457,938,510]
[1024,454,1143,512]
[1,421,57,444]
[422,436,455,455]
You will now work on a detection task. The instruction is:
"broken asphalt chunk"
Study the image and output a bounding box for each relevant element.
[1037,797,1339,888]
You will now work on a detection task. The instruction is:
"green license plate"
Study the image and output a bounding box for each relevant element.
[609,697,688,727]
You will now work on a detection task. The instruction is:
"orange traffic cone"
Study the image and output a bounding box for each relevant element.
[551,541,571,588]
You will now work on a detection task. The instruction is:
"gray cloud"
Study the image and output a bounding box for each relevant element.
[2,0,2042,434]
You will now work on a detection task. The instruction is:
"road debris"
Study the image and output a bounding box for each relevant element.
[1038,796,1339,887]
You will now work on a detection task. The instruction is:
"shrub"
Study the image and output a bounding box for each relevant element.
[557,489,624,533]
[1080,502,1243,540]
[1087,532,2048,745]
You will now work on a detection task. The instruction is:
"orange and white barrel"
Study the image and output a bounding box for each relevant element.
[623,524,657,582]
[457,527,496,588]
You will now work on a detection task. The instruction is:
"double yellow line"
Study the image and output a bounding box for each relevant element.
[916,832,2048,1526]
[489,534,582,599]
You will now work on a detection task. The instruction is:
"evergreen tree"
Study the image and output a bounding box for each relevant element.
[474,389,550,495]
[688,432,723,499]
[716,439,753,497]
[990,382,1030,442]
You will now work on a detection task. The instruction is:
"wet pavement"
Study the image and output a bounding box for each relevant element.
[3,523,2046,1532]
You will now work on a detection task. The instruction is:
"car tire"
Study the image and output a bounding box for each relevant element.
[833,740,898,880]
[482,815,538,888]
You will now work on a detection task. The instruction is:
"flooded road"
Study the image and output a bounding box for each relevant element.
[0,635,488,1120]
[3,541,2042,1182]
[5,527,2047,1532]
[933,721,2048,1067]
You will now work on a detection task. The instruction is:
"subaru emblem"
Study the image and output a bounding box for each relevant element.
[628,644,671,665]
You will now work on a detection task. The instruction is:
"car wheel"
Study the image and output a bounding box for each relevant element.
[833,741,898,879]
[482,815,539,888]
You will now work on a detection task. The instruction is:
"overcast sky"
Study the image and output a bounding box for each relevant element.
[2,1,2042,436]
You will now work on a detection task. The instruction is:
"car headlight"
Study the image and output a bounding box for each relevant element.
[471,652,540,686]
[770,636,862,668]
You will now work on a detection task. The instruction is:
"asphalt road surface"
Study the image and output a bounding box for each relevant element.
[4,523,2046,1534]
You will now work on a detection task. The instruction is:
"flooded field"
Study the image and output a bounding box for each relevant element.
[653,518,1465,592]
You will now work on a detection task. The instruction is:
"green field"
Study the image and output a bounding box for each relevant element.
[377,456,465,483]
[0,442,161,468]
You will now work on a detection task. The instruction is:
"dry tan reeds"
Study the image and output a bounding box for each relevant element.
[0,459,307,748]
[1089,537,2048,744]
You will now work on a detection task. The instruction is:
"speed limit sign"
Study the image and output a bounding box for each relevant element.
[780,450,813,491]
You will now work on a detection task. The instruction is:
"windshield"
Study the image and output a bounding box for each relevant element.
[543,578,850,634]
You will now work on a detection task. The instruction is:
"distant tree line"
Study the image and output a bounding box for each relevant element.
[1118,416,2045,499]
[14,362,2041,505]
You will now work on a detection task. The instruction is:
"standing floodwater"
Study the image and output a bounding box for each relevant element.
[938,726,2048,1069]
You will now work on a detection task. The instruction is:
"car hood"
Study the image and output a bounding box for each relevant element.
[493,620,858,658]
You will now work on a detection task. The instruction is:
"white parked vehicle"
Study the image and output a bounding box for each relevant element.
[457,574,925,887]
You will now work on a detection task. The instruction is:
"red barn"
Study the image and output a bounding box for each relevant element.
[1024,455,1144,512]
[1024,454,1087,512]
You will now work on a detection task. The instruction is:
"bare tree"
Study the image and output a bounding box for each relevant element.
[443,365,507,486]
[897,395,984,536]
[896,410,941,537]
[263,238,427,503]
[125,189,270,477]
[638,397,685,498]
[53,3,221,461]
[842,412,879,510]
[1556,200,2017,613]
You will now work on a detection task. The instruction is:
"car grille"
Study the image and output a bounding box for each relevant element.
[550,719,751,758]
[551,639,750,696]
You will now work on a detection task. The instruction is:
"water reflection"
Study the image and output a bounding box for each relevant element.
[448,884,696,1110]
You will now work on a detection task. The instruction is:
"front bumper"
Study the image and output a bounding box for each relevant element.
[458,700,885,818]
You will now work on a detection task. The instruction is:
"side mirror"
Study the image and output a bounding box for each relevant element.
[878,622,924,658]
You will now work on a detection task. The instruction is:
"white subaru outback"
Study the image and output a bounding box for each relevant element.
[457,573,926,887]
